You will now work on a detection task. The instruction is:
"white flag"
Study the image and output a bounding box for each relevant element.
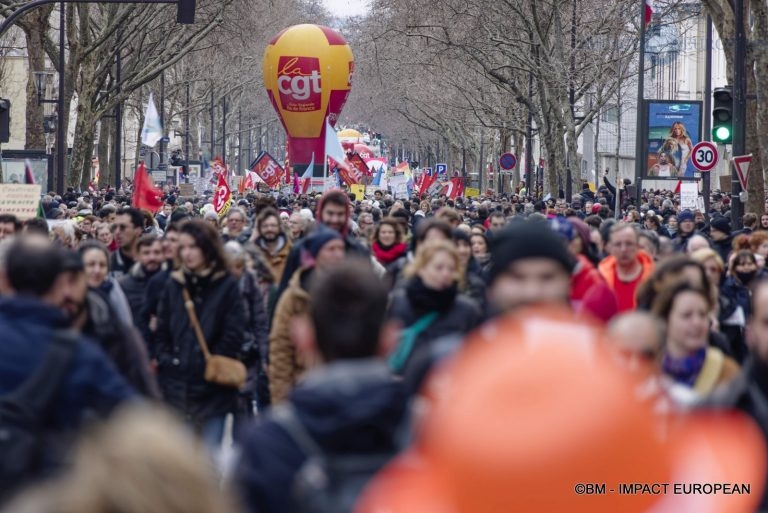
[324,118,348,168]
[141,93,163,147]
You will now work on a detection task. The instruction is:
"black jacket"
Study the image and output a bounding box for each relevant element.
[118,262,161,326]
[706,357,768,511]
[711,236,733,264]
[82,288,160,398]
[155,269,246,425]
[234,359,406,513]
[388,283,481,393]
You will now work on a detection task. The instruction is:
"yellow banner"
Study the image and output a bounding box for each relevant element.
[464,187,480,198]
[350,184,366,200]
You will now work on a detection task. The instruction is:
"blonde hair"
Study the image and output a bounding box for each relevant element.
[404,239,464,289]
[690,248,724,272]
[5,404,239,513]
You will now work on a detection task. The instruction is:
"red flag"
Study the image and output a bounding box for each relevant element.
[349,153,371,178]
[674,180,682,194]
[446,177,464,199]
[251,151,284,189]
[419,169,438,195]
[645,0,653,25]
[132,161,163,213]
[214,171,232,217]
[24,159,35,184]
[293,172,300,194]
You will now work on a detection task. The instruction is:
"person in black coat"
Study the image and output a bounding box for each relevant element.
[117,234,165,326]
[706,279,768,511]
[709,215,733,265]
[387,239,482,395]
[155,220,246,449]
[223,240,271,431]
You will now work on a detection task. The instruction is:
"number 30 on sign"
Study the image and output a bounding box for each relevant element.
[692,141,718,172]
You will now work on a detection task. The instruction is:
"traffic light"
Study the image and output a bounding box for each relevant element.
[712,86,732,144]
[177,0,196,24]
[0,98,9,143]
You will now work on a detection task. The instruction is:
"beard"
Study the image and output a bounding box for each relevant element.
[262,231,279,243]
[62,299,87,321]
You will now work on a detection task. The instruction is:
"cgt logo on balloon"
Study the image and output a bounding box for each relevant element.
[277,56,321,111]
[263,24,354,178]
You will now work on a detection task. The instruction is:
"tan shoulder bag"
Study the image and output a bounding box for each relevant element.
[181,287,246,388]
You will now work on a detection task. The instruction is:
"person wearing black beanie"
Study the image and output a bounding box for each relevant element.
[486,219,575,314]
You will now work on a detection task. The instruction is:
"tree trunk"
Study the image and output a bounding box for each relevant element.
[22,6,53,151]
[749,0,768,214]
[513,131,523,191]
[98,116,113,187]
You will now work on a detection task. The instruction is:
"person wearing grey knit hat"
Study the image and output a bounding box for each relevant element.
[486,219,574,314]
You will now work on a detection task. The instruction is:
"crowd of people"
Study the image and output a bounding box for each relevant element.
[1,172,768,513]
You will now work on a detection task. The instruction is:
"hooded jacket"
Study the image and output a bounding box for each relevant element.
[235,359,406,513]
[276,192,369,299]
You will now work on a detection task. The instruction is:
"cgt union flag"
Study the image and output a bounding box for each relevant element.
[214,172,232,218]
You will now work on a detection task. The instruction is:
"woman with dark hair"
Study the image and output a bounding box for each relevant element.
[371,217,409,289]
[155,220,246,449]
[78,240,133,324]
[452,229,487,311]
[469,232,491,273]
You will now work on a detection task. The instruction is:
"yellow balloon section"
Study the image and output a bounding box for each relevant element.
[263,24,354,140]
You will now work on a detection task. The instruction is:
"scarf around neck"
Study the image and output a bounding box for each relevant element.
[372,241,408,265]
[662,347,707,387]
[406,276,458,314]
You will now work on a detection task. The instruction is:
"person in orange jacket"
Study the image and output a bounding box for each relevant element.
[598,222,655,312]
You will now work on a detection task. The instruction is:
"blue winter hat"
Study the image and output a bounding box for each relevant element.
[305,225,342,258]
[548,217,576,241]
[677,210,695,224]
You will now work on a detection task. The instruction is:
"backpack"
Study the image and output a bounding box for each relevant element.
[271,403,395,513]
[0,331,78,504]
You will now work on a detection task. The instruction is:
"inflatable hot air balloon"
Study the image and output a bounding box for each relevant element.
[263,24,354,178]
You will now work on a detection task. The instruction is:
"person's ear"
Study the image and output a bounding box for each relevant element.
[292,315,318,361]
[377,320,402,358]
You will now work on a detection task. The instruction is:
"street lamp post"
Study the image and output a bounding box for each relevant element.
[32,7,65,196]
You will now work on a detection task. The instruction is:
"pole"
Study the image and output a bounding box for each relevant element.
[114,46,122,188]
[56,1,65,195]
[703,15,712,219]
[209,87,214,159]
[185,81,190,184]
[159,71,165,167]
[731,0,746,229]
[525,71,533,195]
[222,96,227,168]
[567,0,575,201]
[633,0,648,207]
[237,107,242,175]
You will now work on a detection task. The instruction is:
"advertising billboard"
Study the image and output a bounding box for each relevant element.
[644,100,702,179]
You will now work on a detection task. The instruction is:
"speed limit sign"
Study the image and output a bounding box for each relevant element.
[691,141,718,172]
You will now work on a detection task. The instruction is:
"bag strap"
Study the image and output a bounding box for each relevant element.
[271,403,324,460]
[181,286,211,360]
[694,347,725,395]
[388,311,439,373]
[1,330,79,422]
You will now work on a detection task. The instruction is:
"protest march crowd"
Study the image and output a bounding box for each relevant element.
[3,166,768,513]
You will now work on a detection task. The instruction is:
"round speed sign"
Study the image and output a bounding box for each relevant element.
[691,141,718,172]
